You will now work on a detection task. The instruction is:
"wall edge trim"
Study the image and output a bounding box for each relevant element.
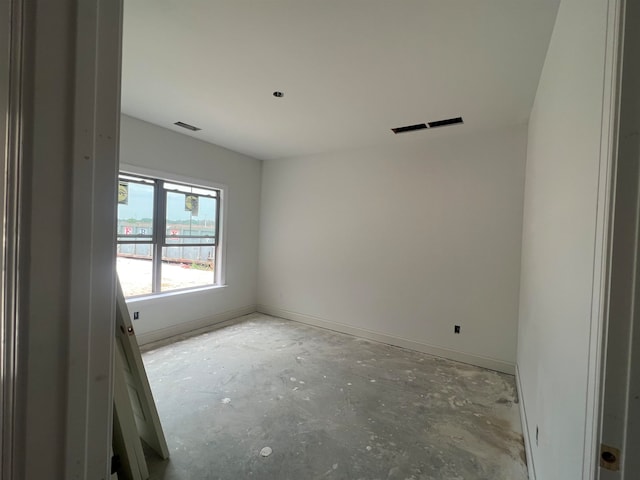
[136,304,257,347]
[256,304,515,375]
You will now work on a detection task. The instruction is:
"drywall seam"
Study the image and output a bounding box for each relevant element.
[516,364,536,480]
[135,304,256,345]
[257,304,515,375]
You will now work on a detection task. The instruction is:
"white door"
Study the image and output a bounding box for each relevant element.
[115,281,170,460]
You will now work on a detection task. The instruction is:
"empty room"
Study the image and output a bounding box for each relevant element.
[4,0,638,479]
[112,0,603,477]
[114,0,616,478]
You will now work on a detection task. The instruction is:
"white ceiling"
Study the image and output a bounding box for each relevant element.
[122,0,560,161]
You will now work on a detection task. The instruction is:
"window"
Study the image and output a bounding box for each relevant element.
[116,173,221,297]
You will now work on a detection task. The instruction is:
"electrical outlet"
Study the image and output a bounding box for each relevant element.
[133,311,139,320]
[454,325,461,334]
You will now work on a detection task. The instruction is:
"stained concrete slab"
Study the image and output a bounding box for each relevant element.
[142,313,527,480]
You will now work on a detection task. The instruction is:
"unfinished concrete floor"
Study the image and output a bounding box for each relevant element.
[142,313,527,480]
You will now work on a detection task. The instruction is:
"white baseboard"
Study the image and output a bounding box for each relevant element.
[136,304,257,347]
[256,304,515,375]
[516,364,536,480]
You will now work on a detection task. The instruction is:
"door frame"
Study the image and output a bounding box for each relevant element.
[597,0,640,478]
[1,0,122,478]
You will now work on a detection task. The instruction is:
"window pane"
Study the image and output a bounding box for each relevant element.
[160,245,215,292]
[118,179,154,241]
[165,189,217,242]
[117,243,153,297]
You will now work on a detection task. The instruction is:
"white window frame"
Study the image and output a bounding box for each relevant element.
[118,164,228,296]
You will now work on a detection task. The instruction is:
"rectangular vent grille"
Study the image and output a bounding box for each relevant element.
[428,116,464,128]
[174,121,201,132]
[391,123,427,134]
[392,116,463,134]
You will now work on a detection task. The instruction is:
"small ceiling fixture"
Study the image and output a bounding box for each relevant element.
[273,91,284,98]
[174,121,201,132]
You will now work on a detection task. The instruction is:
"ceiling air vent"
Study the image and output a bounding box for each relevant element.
[174,121,201,132]
[428,116,463,129]
[391,123,428,134]
[391,117,463,135]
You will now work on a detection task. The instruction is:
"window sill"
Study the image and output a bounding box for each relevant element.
[125,284,227,303]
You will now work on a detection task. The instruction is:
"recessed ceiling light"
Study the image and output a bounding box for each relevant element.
[273,91,284,98]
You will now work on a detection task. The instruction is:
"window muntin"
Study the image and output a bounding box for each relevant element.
[116,173,221,298]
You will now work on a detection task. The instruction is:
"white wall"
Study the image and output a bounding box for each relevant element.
[517,0,613,478]
[258,126,527,373]
[119,115,262,343]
